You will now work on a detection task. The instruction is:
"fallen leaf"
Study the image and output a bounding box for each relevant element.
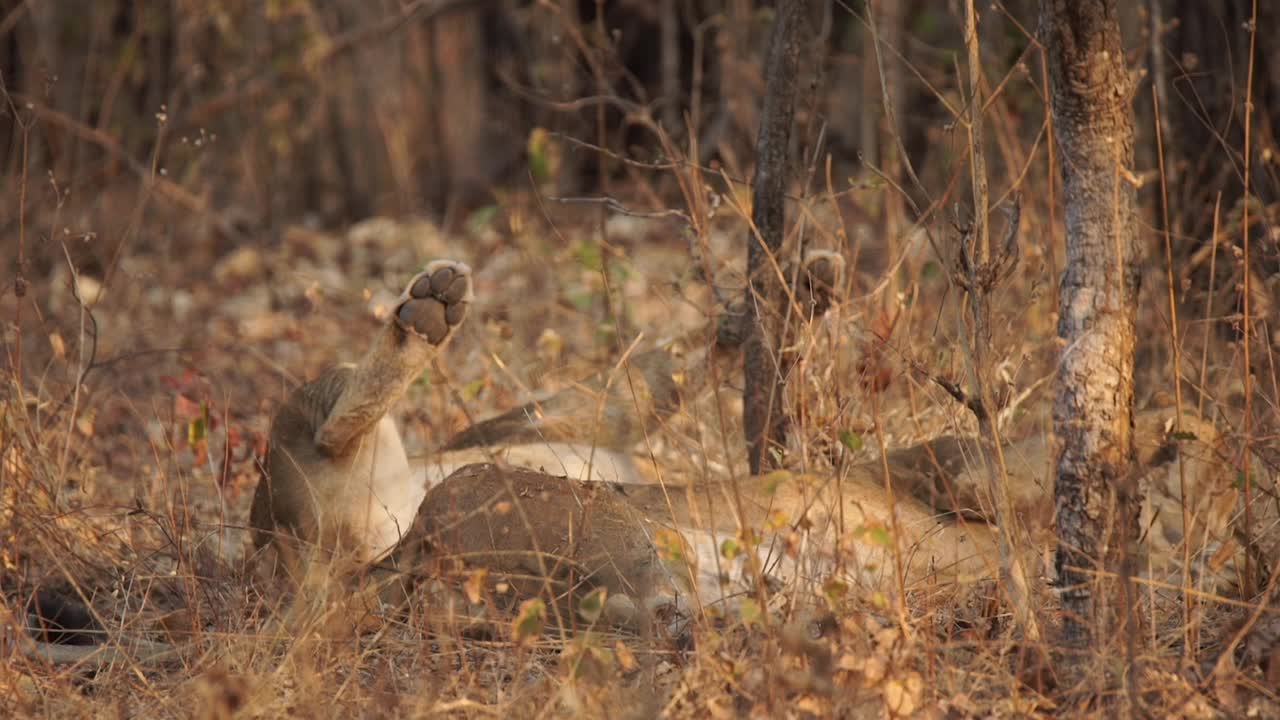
[578,587,608,624]
[464,568,488,604]
[512,598,545,645]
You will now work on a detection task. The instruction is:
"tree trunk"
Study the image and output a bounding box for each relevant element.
[432,6,491,222]
[1042,0,1143,645]
[743,0,807,475]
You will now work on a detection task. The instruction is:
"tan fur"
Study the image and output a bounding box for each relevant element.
[395,408,1233,623]
[29,256,1241,665]
[439,349,679,453]
[250,260,473,568]
[394,464,674,623]
[880,410,1235,585]
[247,256,1239,630]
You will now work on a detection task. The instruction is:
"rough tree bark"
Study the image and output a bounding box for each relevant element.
[1042,0,1143,645]
[743,0,808,475]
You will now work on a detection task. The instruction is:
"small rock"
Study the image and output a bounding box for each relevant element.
[214,246,264,284]
[75,275,104,306]
[240,312,291,341]
[171,289,194,320]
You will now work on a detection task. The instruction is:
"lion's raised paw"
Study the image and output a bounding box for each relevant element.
[394,259,473,344]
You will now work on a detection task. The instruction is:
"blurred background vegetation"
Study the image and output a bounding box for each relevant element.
[4,1,1275,284]
[6,1,1279,469]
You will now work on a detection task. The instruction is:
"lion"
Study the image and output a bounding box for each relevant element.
[22,256,1240,663]
[248,257,1237,634]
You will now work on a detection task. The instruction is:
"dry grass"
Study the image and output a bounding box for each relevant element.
[3,3,1280,718]
[1,184,1276,717]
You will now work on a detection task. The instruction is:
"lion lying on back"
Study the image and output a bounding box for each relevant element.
[249,259,1240,632]
[19,258,1241,666]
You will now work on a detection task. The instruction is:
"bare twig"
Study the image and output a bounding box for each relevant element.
[543,195,691,222]
[11,95,244,241]
[1152,84,1194,662]
[1240,0,1259,597]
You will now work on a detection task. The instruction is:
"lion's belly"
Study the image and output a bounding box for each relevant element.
[334,417,424,563]
[411,443,647,488]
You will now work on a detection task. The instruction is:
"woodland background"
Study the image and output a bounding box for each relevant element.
[2,0,1280,717]
[3,1,1275,249]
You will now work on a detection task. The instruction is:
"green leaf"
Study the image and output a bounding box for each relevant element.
[839,430,864,453]
[578,587,608,624]
[609,261,632,283]
[855,524,893,547]
[527,128,555,183]
[512,598,546,645]
[595,321,618,347]
[763,469,792,494]
[850,176,887,190]
[1172,431,1198,441]
[589,645,614,666]
[656,529,685,563]
[738,599,763,627]
[188,402,210,447]
[466,204,499,235]
[869,526,892,547]
[567,290,594,312]
[720,538,742,561]
[822,578,849,603]
[187,417,205,447]
[765,510,789,532]
[573,240,603,272]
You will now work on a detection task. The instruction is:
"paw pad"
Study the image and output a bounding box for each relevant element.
[396,261,472,344]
